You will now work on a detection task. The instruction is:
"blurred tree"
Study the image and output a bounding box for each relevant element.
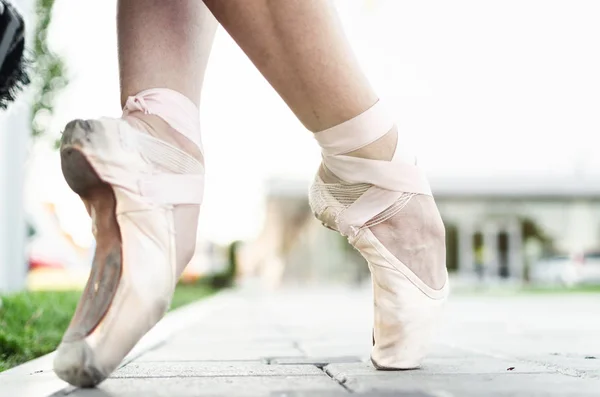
[206,240,240,289]
[30,0,68,141]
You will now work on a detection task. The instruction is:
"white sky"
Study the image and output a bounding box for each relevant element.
[25,0,600,245]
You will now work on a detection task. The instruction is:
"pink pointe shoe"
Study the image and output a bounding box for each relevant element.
[53,89,204,387]
[309,100,449,369]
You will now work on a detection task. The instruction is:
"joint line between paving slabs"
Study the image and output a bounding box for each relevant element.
[320,364,353,393]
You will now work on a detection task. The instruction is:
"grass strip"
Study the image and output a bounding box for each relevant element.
[0,283,215,372]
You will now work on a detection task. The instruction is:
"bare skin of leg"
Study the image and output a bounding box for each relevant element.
[203,0,446,289]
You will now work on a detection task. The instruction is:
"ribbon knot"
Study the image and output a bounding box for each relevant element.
[124,96,150,114]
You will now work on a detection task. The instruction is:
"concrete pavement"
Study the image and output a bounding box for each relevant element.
[4,285,600,396]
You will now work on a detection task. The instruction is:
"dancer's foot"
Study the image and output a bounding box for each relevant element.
[309,100,449,369]
[53,89,204,387]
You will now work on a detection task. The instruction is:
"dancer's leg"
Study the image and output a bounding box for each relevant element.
[204,0,376,133]
[118,0,216,165]
[204,0,445,288]
[118,0,215,108]
[117,0,217,269]
[204,0,448,369]
[54,1,217,387]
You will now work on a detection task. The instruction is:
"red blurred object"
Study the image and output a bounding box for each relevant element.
[28,256,65,271]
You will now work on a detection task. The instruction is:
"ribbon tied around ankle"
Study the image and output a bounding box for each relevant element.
[122,88,204,151]
[313,100,432,237]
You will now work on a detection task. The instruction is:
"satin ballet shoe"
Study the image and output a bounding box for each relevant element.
[53,89,204,387]
[309,100,449,369]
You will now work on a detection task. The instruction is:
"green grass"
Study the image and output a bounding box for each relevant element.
[453,284,600,297]
[517,284,600,294]
[169,284,215,310]
[0,283,215,372]
[0,291,80,372]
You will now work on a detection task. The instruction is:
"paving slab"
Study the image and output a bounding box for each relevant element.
[325,358,551,379]
[335,372,600,397]
[267,356,362,366]
[111,361,323,378]
[5,286,600,396]
[136,343,305,362]
[297,340,371,357]
[0,372,67,397]
[269,392,435,397]
[66,376,345,397]
[523,354,600,378]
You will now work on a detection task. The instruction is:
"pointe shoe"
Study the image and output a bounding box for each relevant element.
[309,101,449,370]
[53,90,204,387]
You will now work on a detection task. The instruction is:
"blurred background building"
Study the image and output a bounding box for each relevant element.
[244,174,600,289]
[3,0,600,293]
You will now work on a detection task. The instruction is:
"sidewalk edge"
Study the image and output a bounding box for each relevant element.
[0,288,238,397]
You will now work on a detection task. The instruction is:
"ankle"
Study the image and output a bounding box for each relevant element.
[345,126,397,161]
[122,88,204,164]
[123,112,165,137]
[124,112,204,164]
